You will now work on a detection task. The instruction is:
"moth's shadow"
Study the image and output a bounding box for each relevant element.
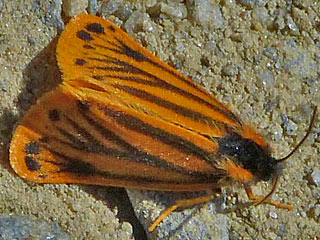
[81,185,148,239]
[83,187,224,240]
[127,189,225,239]
[1,37,60,174]
[19,37,61,112]
[5,37,148,240]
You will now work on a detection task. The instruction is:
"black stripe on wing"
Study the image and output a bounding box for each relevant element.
[74,25,241,125]
[89,56,240,125]
[35,101,225,184]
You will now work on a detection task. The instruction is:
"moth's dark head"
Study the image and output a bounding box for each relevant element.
[218,133,283,182]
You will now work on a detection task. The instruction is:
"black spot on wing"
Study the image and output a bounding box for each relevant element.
[86,23,105,34]
[77,100,91,111]
[108,25,115,32]
[49,109,60,122]
[25,156,41,171]
[25,142,40,155]
[77,30,94,41]
[75,59,87,66]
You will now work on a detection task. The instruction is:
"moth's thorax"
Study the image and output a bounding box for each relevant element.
[217,133,283,182]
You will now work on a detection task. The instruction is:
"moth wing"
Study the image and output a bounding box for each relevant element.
[10,86,225,190]
[57,14,242,139]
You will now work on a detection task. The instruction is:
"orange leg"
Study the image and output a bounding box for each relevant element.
[245,186,293,210]
[148,195,216,232]
[148,186,293,232]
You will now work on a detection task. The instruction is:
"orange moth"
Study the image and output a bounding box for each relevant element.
[9,14,316,232]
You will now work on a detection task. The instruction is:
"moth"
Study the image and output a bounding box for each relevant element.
[9,14,316,231]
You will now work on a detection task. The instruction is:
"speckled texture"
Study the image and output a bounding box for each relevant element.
[1,0,319,239]
[0,214,71,240]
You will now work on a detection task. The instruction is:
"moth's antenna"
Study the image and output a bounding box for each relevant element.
[278,106,317,162]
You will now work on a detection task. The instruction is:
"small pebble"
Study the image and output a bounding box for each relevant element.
[252,7,271,27]
[101,0,123,16]
[187,0,224,29]
[257,70,275,88]
[286,15,299,34]
[63,0,88,17]
[263,47,279,61]
[269,212,278,219]
[284,119,298,135]
[124,10,153,35]
[87,0,99,15]
[310,169,320,186]
[153,2,187,19]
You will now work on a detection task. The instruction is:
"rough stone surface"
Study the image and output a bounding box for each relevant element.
[1,0,319,239]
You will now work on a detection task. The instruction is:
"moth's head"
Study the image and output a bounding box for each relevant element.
[256,155,283,182]
[218,106,316,184]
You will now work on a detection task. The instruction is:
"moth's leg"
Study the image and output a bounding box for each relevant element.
[148,195,216,232]
[245,186,293,210]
